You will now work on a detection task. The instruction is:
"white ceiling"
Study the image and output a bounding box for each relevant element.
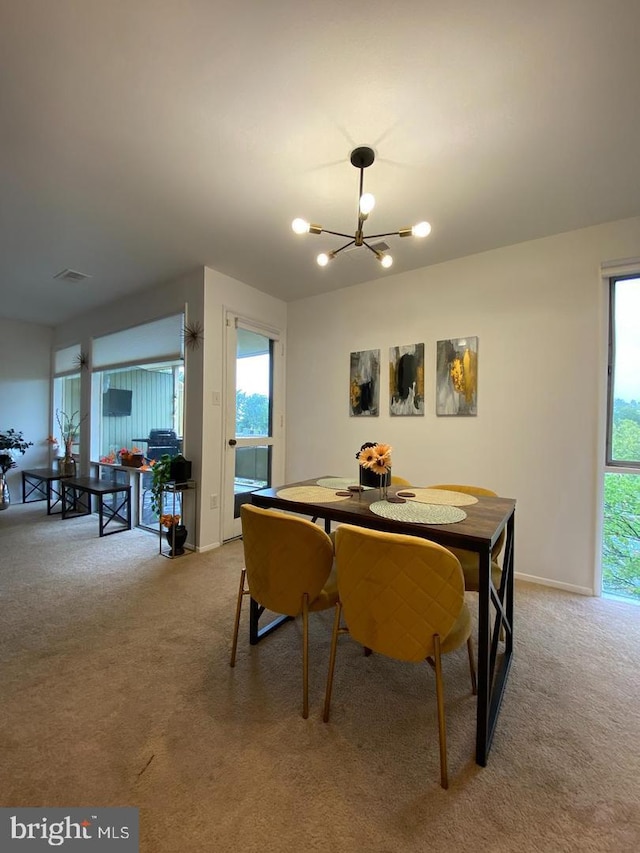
[2,0,640,326]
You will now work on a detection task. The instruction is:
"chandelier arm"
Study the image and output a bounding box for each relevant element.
[331,240,356,256]
[362,241,382,255]
[362,230,403,239]
[321,229,355,239]
[356,167,366,235]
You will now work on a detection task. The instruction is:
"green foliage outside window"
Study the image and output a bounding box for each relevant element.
[236,391,269,437]
[603,399,640,600]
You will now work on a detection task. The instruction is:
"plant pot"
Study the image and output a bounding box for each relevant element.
[165,524,188,556]
[170,454,192,483]
[59,455,77,477]
[359,467,391,489]
[0,474,10,511]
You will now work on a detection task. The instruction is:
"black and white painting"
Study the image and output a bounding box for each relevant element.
[349,349,380,416]
[389,343,424,416]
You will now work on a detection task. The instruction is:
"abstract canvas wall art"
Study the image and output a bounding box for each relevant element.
[389,343,425,416]
[349,349,380,416]
[436,336,478,416]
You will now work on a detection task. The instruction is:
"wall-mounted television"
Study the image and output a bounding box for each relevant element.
[103,388,132,417]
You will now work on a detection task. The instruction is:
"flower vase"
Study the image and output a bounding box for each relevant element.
[166,524,188,556]
[0,473,10,511]
[379,476,389,501]
[60,441,77,477]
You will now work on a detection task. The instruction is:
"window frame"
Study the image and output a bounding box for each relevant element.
[606,274,640,468]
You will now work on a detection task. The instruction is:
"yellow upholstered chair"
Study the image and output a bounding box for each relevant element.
[230,504,338,718]
[390,475,412,487]
[323,524,477,789]
[426,484,504,592]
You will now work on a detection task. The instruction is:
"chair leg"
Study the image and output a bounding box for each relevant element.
[467,635,478,696]
[230,568,246,667]
[433,634,449,790]
[323,602,342,722]
[302,593,309,719]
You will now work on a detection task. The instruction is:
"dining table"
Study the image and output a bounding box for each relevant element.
[250,475,516,767]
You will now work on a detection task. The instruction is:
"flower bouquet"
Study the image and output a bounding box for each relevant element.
[356,442,392,491]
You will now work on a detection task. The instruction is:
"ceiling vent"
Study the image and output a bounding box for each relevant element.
[53,268,92,282]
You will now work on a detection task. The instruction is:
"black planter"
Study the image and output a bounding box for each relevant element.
[165,524,188,556]
[359,467,391,488]
[170,454,192,484]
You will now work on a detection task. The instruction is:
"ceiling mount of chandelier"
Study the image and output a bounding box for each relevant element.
[291,146,431,270]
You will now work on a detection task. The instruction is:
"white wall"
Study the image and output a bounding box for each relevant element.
[286,216,640,594]
[0,316,53,496]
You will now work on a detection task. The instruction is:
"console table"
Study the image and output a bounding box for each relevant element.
[22,467,72,515]
[61,476,132,536]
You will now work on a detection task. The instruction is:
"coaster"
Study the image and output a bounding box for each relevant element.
[335,490,353,496]
[386,496,406,504]
[396,490,416,498]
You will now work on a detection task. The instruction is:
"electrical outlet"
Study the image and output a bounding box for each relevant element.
[210,494,218,509]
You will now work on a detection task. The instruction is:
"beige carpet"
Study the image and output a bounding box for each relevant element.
[1,502,639,852]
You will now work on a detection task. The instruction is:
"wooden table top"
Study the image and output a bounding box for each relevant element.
[251,476,516,552]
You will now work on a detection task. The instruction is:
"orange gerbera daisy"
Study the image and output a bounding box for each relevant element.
[358,446,378,467]
[369,454,391,475]
[374,443,392,460]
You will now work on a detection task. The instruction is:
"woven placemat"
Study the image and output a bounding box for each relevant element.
[404,488,478,506]
[276,485,352,504]
[369,500,467,524]
[317,477,361,490]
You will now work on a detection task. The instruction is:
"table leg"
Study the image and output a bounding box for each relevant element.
[476,511,515,765]
[249,597,292,645]
[476,546,491,766]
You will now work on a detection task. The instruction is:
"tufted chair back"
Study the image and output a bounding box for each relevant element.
[323,524,476,788]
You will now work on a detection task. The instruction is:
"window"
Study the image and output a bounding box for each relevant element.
[603,275,640,601]
[607,276,640,466]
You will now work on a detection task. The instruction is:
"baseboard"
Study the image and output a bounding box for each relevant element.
[515,571,594,596]
[195,541,221,553]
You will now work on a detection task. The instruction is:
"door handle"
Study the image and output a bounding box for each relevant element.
[228,439,237,446]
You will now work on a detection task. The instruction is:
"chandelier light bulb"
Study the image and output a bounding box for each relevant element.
[359,193,375,217]
[317,252,330,267]
[376,253,393,269]
[411,221,431,238]
[292,218,311,235]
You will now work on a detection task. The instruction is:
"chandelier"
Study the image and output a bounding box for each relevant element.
[291,146,431,270]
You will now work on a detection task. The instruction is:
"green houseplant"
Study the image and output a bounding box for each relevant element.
[0,428,33,511]
[150,454,173,517]
[0,428,33,475]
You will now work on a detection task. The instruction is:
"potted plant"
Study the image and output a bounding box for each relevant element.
[0,428,33,510]
[56,409,87,476]
[150,453,173,518]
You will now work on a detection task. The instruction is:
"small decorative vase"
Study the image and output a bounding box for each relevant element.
[166,524,188,556]
[59,454,77,477]
[378,475,389,501]
[359,466,391,492]
[59,439,77,477]
[0,473,10,511]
